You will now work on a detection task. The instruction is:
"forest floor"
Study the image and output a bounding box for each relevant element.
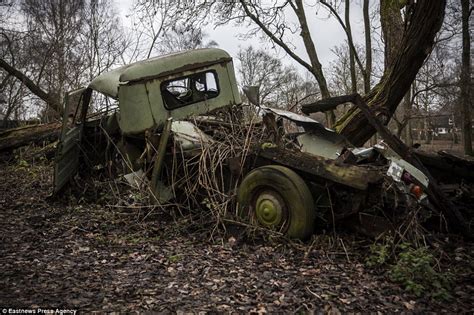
[0,153,473,313]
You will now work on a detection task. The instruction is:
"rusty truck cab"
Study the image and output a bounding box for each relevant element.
[54,48,242,193]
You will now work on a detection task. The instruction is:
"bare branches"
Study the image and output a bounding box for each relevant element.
[320,0,366,80]
[238,0,314,76]
[238,0,394,126]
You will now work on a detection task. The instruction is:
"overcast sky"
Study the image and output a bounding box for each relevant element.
[115,1,378,78]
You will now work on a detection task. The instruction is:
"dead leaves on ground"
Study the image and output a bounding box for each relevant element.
[0,161,473,312]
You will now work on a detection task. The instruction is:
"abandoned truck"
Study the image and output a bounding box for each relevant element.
[54,48,431,239]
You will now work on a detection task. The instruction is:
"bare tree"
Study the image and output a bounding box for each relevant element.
[0,0,89,120]
[387,0,467,149]
[22,0,87,106]
[319,0,372,94]
[238,46,320,112]
[131,0,211,59]
[0,30,26,120]
[83,0,129,80]
[198,0,445,144]
[239,0,335,125]
[158,25,218,54]
[130,0,172,59]
[328,44,366,96]
[237,46,288,107]
[0,0,129,119]
[460,0,472,155]
[276,73,320,112]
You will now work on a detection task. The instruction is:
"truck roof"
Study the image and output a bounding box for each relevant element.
[88,48,232,99]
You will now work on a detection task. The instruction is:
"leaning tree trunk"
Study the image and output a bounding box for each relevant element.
[331,0,446,146]
[0,58,62,117]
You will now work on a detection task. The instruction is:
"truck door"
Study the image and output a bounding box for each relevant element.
[53,88,91,193]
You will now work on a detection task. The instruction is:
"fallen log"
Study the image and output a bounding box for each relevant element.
[414,150,474,183]
[0,122,61,152]
[251,145,383,191]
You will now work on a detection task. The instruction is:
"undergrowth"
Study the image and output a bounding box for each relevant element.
[366,237,452,300]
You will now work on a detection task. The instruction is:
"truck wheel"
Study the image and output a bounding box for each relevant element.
[237,165,315,240]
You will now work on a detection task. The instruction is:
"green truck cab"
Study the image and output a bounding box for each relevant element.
[54,48,241,192]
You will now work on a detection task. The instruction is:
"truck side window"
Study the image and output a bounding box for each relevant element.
[161,71,219,110]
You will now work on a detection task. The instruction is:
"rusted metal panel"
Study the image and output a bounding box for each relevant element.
[260,106,352,160]
[88,48,234,100]
[261,106,329,130]
[88,65,131,99]
[53,88,92,193]
[171,120,213,151]
[120,49,232,83]
[118,63,240,135]
[116,83,156,134]
[296,132,347,160]
[375,143,429,188]
[253,146,383,190]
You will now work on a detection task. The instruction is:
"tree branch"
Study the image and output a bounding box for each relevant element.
[0,58,61,115]
[239,0,314,76]
[320,0,366,77]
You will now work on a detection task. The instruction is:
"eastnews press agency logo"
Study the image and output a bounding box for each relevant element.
[1,309,77,315]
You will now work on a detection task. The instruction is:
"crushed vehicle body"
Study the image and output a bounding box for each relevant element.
[54,48,449,240]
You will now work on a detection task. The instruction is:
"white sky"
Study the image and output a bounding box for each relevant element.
[114,0,378,79]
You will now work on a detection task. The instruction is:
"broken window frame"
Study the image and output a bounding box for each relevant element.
[160,70,220,110]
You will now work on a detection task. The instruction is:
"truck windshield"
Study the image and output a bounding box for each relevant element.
[161,70,219,109]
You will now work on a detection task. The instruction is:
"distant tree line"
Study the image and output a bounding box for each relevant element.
[0,0,472,154]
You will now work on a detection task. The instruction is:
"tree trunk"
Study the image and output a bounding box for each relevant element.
[0,58,62,116]
[345,0,357,94]
[364,0,375,146]
[380,0,403,68]
[363,0,372,94]
[294,0,335,127]
[460,0,473,155]
[424,116,431,144]
[333,0,446,146]
[403,88,413,146]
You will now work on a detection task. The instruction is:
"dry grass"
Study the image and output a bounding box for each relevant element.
[95,109,269,239]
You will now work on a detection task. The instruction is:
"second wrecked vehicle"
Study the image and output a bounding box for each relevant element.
[54,48,432,239]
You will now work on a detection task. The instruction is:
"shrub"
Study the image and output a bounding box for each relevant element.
[389,244,452,299]
[366,240,452,300]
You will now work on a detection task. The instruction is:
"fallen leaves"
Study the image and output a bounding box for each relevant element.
[0,161,473,312]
